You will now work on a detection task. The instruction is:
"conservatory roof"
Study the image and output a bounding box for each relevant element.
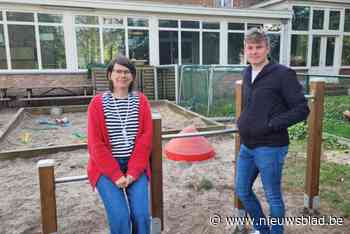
[1,0,292,20]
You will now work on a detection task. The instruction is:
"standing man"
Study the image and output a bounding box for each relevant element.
[235,28,310,234]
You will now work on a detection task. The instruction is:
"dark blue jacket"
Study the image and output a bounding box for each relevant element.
[237,63,310,149]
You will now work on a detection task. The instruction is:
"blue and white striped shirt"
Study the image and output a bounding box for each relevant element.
[103,91,140,158]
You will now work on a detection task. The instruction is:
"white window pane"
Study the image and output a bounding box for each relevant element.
[329,11,340,30]
[292,6,310,31]
[228,23,244,30]
[159,31,178,65]
[128,30,149,64]
[103,17,123,26]
[103,28,125,64]
[342,36,350,66]
[311,36,321,66]
[39,26,66,69]
[181,21,199,29]
[290,34,308,66]
[8,25,38,69]
[228,33,244,64]
[38,13,63,23]
[75,15,98,25]
[326,37,335,66]
[128,18,148,27]
[202,22,220,30]
[267,34,280,63]
[76,27,100,69]
[312,10,324,30]
[0,25,7,69]
[181,31,199,64]
[203,32,219,64]
[7,12,34,22]
[159,20,178,28]
[345,9,350,32]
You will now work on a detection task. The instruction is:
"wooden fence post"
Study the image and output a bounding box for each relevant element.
[234,80,246,224]
[305,81,325,210]
[37,159,58,234]
[151,113,163,233]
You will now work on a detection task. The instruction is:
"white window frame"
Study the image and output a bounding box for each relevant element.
[2,10,67,72]
[201,21,221,65]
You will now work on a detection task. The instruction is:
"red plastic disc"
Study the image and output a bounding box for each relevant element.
[164,125,215,162]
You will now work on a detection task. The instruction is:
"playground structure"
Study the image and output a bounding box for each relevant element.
[37,81,325,234]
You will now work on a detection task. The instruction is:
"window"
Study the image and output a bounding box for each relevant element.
[311,36,321,66]
[38,13,66,69]
[75,15,98,25]
[312,10,324,30]
[202,22,220,30]
[329,11,340,30]
[203,32,219,64]
[181,31,199,64]
[38,13,63,23]
[342,36,350,66]
[7,12,38,69]
[39,26,66,69]
[8,25,38,69]
[290,35,308,66]
[159,31,178,65]
[0,24,7,69]
[247,23,263,30]
[76,27,100,69]
[292,6,310,31]
[128,18,148,27]
[7,11,34,22]
[103,17,123,26]
[345,9,350,32]
[228,23,244,31]
[325,37,335,66]
[228,33,244,64]
[128,30,149,63]
[159,20,178,28]
[103,28,125,64]
[181,21,199,29]
[267,34,280,63]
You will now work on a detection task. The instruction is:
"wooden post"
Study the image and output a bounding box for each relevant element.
[305,81,325,210]
[151,114,163,232]
[37,159,58,234]
[234,80,244,210]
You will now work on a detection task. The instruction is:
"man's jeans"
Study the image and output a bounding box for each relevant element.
[235,144,288,234]
[96,158,150,234]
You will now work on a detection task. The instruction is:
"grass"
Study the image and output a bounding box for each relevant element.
[323,95,350,139]
[283,144,350,218]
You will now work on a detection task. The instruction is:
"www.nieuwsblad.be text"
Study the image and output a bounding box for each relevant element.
[209,214,344,227]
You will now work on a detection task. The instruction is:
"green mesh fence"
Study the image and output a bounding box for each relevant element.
[179,65,245,117]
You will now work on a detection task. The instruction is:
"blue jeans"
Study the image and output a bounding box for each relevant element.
[235,144,288,234]
[96,158,150,234]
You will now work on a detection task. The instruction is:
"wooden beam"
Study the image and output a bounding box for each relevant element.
[305,81,325,209]
[0,108,25,144]
[234,80,244,209]
[151,113,164,230]
[37,159,58,234]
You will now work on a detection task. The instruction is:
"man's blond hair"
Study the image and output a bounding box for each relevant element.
[244,28,270,48]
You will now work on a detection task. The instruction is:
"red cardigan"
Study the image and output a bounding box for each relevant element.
[87,92,153,188]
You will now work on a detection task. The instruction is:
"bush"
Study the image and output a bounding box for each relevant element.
[288,122,308,140]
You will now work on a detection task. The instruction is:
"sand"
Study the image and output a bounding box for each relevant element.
[0,108,349,234]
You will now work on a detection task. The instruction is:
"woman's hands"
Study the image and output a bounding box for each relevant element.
[115,175,135,188]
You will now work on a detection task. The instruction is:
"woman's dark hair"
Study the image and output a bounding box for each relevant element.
[106,55,136,93]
